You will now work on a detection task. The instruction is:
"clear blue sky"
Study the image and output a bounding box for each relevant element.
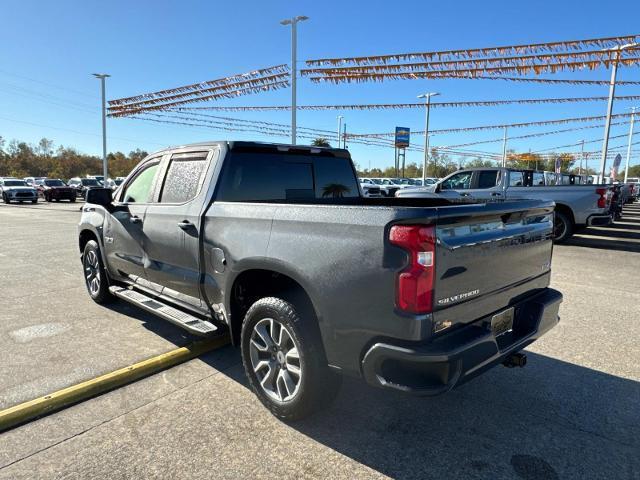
[1,0,639,171]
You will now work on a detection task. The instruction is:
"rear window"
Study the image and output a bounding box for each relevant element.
[217,152,358,202]
[477,171,499,189]
[160,152,209,203]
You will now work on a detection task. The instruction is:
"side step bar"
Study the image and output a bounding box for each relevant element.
[109,286,218,337]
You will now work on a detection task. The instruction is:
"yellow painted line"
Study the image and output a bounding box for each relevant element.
[0,335,229,432]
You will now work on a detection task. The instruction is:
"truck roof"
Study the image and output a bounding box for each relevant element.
[151,141,350,158]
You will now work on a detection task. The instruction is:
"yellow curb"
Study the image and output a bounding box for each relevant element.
[0,335,230,432]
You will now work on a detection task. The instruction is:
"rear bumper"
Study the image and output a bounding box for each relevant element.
[361,288,562,395]
[586,213,612,227]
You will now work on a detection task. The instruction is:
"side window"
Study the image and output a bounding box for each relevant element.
[160,152,209,204]
[313,156,359,198]
[122,162,160,203]
[441,172,473,190]
[217,153,314,202]
[509,171,524,187]
[477,170,498,189]
[532,172,545,185]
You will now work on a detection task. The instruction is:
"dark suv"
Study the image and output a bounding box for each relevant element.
[68,177,101,198]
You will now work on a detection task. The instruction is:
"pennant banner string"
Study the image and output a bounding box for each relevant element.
[108,64,289,106]
[305,34,640,66]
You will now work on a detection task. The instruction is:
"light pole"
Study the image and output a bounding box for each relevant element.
[337,115,343,148]
[93,73,110,183]
[598,42,637,181]
[624,106,637,182]
[417,92,439,183]
[501,126,508,167]
[280,15,308,145]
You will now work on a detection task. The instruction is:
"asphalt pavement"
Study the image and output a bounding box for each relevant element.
[0,200,638,479]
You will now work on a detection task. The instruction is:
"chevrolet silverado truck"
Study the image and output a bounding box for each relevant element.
[397,167,613,242]
[78,141,562,420]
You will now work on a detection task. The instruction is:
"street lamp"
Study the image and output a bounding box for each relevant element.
[417,92,439,183]
[92,73,110,182]
[280,15,309,145]
[624,106,638,182]
[598,42,637,181]
[337,115,343,148]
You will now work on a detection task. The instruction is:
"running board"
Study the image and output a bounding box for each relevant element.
[109,286,218,337]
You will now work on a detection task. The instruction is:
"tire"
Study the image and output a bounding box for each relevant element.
[241,297,340,421]
[553,210,573,243]
[44,194,50,202]
[3,194,9,204]
[82,240,114,304]
[70,196,76,203]
[31,199,37,204]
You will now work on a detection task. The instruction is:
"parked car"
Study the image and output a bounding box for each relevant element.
[358,178,382,197]
[39,178,76,202]
[0,178,38,204]
[23,176,47,187]
[104,177,126,191]
[79,141,562,420]
[397,167,613,242]
[68,177,101,198]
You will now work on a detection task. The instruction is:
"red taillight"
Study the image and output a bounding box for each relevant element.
[595,188,608,208]
[389,225,436,314]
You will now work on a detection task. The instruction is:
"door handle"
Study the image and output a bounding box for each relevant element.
[130,215,142,224]
[491,192,502,196]
[178,220,196,231]
[460,192,471,197]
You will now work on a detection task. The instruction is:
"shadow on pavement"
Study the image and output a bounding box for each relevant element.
[104,301,199,347]
[200,349,639,479]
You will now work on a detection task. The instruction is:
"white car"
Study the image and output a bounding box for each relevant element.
[358,178,383,197]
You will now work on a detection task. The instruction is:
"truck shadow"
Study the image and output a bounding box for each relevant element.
[203,350,639,480]
[563,225,640,253]
[104,301,199,347]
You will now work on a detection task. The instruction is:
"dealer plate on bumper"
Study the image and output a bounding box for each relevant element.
[491,307,514,337]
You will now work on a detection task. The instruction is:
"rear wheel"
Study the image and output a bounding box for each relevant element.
[82,240,113,304]
[553,210,573,243]
[241,297,340,421]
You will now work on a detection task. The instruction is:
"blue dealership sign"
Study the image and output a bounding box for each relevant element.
[395,127,410,148]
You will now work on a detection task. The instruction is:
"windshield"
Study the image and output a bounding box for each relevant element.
[81,179,99,186]
[4,180,27,187]
[45,179,65,187]
[370,179,382,185]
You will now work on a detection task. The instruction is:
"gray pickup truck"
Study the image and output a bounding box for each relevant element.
[398,167,613,242]
[78,141,562,420]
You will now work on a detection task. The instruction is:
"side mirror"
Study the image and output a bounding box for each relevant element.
[85,187,113,208]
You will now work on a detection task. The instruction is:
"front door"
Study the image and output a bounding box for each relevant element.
[142,149,214,308]
[103,158,162,283]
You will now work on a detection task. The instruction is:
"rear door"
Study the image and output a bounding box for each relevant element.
[103,157,163,282]
[142,149,216,307]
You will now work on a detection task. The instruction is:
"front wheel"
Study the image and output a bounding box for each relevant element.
[3,194,9,204]
[82,240,113,304]
[241,297,340,421]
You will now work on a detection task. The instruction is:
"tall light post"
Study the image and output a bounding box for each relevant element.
[280,15,308,145]
[92,73,110,182]
[624,106,637,182]
[417,92,439,183]
[598,42,637,181]
[337,115,343,148]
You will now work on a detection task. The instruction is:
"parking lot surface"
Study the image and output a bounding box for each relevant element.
[0,201,638,479]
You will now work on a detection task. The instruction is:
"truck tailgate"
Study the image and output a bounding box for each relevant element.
[432,199,554,327]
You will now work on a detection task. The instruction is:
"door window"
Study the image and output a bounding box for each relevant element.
[440,172,473,190]
[160,152,209,204]
[509,171,525,187]
[477,170,499,189]
[122,162,160,203]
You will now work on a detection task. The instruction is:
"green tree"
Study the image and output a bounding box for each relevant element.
[311,137,331,148]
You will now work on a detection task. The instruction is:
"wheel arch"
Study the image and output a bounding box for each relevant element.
[226,263,322,348]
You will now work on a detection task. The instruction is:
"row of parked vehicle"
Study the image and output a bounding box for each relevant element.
[0,175,125,204]
[358,177,440,197]
[390,167,639,242]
